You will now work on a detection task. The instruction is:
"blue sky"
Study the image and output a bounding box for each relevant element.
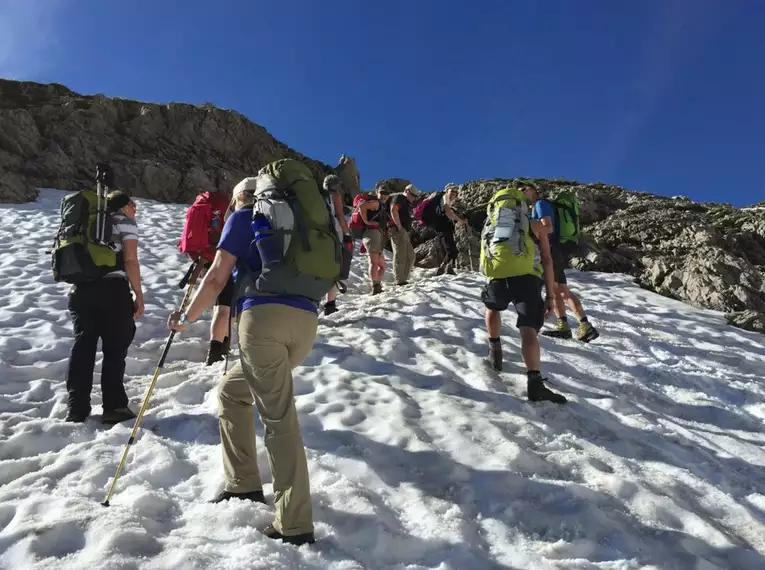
[1,0,763,206]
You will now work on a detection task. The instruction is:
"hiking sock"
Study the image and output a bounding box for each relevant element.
[526,371,567,404]
[488,337,502,371]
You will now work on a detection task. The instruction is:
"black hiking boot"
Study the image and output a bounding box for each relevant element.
[445,263,456,275]
[435,264,446,276]
[101,407,138,425]
[206,341,225,366]
[221,336,231,355]
[372,282,383,295]
[488,341,503,371]
[210,489,267,505]
[527,375,567,404]
[65,408,90,423]
[396,281,408,286]
[260,523,315,546]
[323,301,338,316]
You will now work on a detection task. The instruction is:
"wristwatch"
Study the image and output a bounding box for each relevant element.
[178,312,192,325]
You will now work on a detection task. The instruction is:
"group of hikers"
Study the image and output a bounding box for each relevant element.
[51,159,599,546]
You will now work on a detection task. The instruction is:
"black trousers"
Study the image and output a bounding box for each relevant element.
[65,278,136,414]
[436,228,458,267]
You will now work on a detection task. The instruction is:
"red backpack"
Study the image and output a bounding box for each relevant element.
[349,192,378,229]
[178,191,230,262]
[412,191,443,227]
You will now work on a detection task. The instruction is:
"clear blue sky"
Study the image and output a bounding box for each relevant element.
[2,0,763,206]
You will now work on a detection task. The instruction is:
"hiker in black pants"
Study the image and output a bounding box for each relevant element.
[433,184,468,275]
[65,191,144,424]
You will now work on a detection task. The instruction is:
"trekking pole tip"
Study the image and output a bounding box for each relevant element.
[101,500,110,507]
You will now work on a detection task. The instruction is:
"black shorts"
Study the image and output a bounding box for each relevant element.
[481,275,545,331]
[550,241,577,285]
[215,274,235,307]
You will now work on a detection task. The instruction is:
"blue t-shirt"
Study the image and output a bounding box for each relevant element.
[218,207,317,315]
[531,199,557,241]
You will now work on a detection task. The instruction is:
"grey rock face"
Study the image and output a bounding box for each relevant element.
[0,79,332,203]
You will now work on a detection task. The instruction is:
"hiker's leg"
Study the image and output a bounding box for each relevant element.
[239,304,318,536]
[511,275,546,371]
[65,284,99,417]
[325,285,338,303]
[211,275,234,342]
[218,360,262,493]
[443,229,458,268]
[485,308,501,337]
[559,284,586,320]
[390,228,406,283]
[405,232,415,281]
[550,244,569,320]
[98,279,135,412]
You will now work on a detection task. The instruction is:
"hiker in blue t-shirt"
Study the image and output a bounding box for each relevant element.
[167,177,317,547]
[522,184,599,343]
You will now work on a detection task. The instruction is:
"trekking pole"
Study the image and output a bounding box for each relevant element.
[101,262,203,507]
[466,226,475,272]
[224,310,232,373]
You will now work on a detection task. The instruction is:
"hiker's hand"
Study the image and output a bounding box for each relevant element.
[544,297,555,318]
[133,296,145,319]
[168,311,189,333]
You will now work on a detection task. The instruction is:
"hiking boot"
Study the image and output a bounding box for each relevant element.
[101,407,138,425]
[221,336,231,355]
[396,281,408,286]
[65,408,90,423]
[323,301,338,316]
[445,263,456,275]
[206,341,225,366]
[541,320,572,339]
[210,489,267,505]
[527,376,567,404]
[576,322,600,343]
[260,524,315,546]
[488,342,503,371]
[372,282,383,295]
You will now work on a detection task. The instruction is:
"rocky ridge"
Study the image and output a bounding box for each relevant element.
[0,79,336,204]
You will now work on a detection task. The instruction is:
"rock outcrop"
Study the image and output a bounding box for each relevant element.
[411,179,765,334]
[0,79,334,203]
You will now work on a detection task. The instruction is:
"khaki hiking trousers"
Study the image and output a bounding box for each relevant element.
[217,303,318,536]
[389,227,415,283]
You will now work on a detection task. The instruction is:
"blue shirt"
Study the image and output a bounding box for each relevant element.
[531,199,558,241]
[218,207,318,315]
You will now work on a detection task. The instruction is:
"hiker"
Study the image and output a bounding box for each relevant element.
[478,187,567,404]
[178,189,235,365]
[322,174,354,315]
[387,184,420,285]
[60,185,144,423]
[412,184,468,274]
[350,185,392,295]
[520,184,599,342]
[168,159,343,547]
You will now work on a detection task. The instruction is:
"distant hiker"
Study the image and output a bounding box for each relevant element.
[52,165,144,424]
[178,189,234,364]
[387,183,420,285]
[322,174,354,315]
[168,159,343,547]
[520,184,599,343]
[479,187,567,404]
[350,185,392,294]
[413,183,468,275]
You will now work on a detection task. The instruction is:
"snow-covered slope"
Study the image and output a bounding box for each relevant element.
[1,189,765,570]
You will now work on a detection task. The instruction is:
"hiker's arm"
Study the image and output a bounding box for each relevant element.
[331,191,350,235]
[390,202,403,231]
[121,239,144,318]
[535,228,556,302]
[534,203,554,235]
[169,250,237,330]
[444,204,466,224]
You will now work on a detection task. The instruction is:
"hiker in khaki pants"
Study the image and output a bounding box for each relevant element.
[168,176,319,547]
[386,183,420,285]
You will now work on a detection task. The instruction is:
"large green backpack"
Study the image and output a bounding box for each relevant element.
[552,189,580,244]
[479,188,541,279]
[51,190,121,284]
[241,159,342,303]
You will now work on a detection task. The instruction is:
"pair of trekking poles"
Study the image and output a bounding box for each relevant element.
[101,259,229,506]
